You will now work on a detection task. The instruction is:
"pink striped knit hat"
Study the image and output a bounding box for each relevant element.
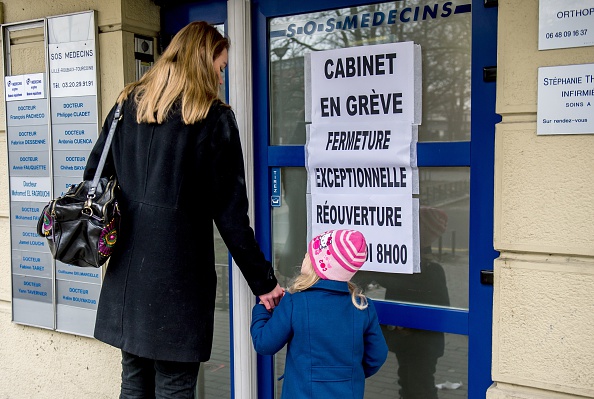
[308,230,367,282]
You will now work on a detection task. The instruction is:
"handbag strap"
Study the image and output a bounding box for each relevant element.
[88,102,123,199]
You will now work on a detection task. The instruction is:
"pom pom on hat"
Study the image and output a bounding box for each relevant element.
[308,229,367,282]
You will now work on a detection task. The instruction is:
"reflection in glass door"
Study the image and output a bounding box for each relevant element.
[254,0,498,397]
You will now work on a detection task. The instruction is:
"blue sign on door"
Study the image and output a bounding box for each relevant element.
[270,168,281,207]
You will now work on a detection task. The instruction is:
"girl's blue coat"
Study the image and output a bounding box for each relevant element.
[251,280,388,398]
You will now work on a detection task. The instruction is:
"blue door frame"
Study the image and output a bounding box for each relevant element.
[160,0,227,40]
[252,0,499,397]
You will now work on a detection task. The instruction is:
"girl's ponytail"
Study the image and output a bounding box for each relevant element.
[348,281,369,310]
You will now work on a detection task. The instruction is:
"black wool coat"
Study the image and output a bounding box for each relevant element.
[84,99,277,362]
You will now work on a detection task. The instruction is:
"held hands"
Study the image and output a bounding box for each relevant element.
[258,283,285,311]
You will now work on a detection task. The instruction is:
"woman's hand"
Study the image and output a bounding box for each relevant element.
[258,284,285,311]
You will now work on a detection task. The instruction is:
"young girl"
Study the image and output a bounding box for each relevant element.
[251,229,388,398]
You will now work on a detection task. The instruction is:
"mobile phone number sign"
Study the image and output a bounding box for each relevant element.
[539,0,594,50]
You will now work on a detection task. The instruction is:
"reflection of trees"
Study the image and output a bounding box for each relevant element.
[270,55,306,144]
[409,16,470,141]
[269,1,471,143]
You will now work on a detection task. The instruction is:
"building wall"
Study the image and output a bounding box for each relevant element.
[2,1,594,398]
[0,1,159,397]
[489,1,594,398]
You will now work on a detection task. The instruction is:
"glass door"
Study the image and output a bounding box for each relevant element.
[252,0,499,398]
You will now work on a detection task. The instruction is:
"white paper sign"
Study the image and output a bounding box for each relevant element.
[5,73,45,102]
[539,0,594,50]
[49,41,97,98]
[309,41,421,125]
[307,122,414,196]
[307,122,413,165]
[306,43,421,273]
[309,164,413,197]
[23,74,46,100]
[310,193,414,273]
[5,75,25,101]
[537,64,594,135]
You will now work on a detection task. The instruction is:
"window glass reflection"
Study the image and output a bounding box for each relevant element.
[273,168,308,285]
[366,332,468,399]
[358,167,469,309]
[273,167,469,310]
[269,0,471,144]
[196,225,231,399]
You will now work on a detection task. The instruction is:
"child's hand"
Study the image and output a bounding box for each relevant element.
[258,284,285,311]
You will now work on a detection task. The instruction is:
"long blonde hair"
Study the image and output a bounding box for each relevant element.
[117,21,229,124]
[289,255,368,310]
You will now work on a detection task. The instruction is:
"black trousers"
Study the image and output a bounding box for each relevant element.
[391,330,443,399]
[120,350,201,399]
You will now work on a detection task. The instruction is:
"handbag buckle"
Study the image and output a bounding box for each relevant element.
[83,195,95,216]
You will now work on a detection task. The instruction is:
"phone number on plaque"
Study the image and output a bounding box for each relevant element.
[544,29,588,39]
[53,80,94,89]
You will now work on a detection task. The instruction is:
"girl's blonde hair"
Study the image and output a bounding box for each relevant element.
[117,21,229,124]
[288,255,368,310]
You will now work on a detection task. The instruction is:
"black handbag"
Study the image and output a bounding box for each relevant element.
[37,103,123,268]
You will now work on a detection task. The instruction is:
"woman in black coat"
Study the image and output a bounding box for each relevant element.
[84,21,284,398]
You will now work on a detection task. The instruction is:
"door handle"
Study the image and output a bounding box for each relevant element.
[483,66,497,82]
[480,270,494,285]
